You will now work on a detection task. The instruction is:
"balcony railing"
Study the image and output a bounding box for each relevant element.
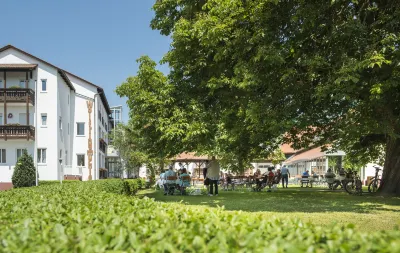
[0,125,35,140]
[99,139,107,153]
[0,88,35,105]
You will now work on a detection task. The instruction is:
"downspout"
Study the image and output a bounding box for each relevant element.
[34,80,38,186]
[93,93,101,180]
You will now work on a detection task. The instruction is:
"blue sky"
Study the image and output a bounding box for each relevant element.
[1,0,170,121]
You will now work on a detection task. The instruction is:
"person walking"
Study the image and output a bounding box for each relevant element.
[207,156,220,196]
[281,165,290,188]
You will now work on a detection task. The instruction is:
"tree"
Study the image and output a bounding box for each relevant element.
[147,0,400,195]
[12,150,35,188]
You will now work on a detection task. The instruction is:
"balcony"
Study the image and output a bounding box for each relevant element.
[0,88,35,105]
[99,138,107,153]
[0,125,35,140]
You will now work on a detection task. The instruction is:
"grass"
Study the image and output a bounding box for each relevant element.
[140,186,400,232]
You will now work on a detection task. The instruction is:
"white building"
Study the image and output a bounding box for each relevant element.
[0,45,111,188]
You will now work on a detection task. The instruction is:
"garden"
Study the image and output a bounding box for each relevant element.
[1,180,399,252]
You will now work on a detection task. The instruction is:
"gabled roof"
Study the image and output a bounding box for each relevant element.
[0,44,111,114]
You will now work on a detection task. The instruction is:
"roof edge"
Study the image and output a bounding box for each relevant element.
[0,44,111,114]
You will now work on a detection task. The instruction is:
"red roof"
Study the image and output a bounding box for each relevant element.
[280,143,298,154]
[173,152,209,161]
[284,147,325,165]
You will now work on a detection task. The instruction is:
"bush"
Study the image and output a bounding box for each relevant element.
[39,180,79,186]
[1,181,399,252]
[11,150,36,188]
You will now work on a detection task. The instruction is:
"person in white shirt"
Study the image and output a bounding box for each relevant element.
[281,165,290,188]
[207,156,220,196]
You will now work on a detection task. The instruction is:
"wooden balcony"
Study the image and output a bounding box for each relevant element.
[0,125,35,140]
[0,88,35,105]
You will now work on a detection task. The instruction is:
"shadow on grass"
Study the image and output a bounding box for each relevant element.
[140,187,400,214]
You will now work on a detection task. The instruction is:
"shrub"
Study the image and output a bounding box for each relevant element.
[39,180,79,186]
[11,150,36,188]
[1,182,399,252]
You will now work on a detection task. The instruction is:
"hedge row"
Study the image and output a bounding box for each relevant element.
[1,182,400,252]
[39,179,145,195]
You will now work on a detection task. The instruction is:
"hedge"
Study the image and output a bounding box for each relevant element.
[1,182,399,252]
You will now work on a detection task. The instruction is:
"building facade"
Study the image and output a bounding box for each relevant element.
[0,45,111,187]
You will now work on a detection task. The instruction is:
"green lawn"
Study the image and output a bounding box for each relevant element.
[140,187,400,232]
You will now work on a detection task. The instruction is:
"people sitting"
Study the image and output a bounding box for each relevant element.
[164,165,177,195]
[179,169,191,195]
[223,172,235,190]
[301,170,311,187]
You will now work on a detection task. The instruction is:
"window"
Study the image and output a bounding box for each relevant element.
[59,117,62,129]
[68,94,70,105]
[77,123,85,136]
[0,113,3,125]
[37,149,46,163]
[17,148,27,161]
[41,80,47,91]
[116,110,120,120]
[68,123,70,135]
[19,80,25,88]
[105,124,107,132]
[65,150,68,165]
[41,113,47,126]
[0,149,6,163]
[59,149,62,159]
[77,154,85,166]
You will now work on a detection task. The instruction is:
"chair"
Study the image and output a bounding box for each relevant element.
[166,176,178,195]
[301,175,311,188]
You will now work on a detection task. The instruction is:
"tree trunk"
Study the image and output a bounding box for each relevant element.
[380,137,400,195]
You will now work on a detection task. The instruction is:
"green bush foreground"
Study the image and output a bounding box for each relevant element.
[1,180,399,253]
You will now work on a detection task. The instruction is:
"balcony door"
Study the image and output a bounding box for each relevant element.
[19,113,27,125]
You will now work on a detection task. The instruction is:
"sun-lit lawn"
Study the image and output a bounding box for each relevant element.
[139,186,400,232]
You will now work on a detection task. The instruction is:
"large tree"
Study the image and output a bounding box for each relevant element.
[145,0,400,194]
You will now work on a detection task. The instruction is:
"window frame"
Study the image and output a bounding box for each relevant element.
[37,148,47,164]
[77,154,85,167]
[16,148,27,161]
[41,79,47,92]
[41,113,47,127]
[76,122,85,136]
[0,149,6,164]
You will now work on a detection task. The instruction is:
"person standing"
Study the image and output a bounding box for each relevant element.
[281,165,290,188]
[207,156,220,196]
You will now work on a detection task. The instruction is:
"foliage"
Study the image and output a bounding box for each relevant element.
[147,0,400,194]
[1,182,400,252]
[268,148,286,166]
[11,150,35,188]
[39,180,80,186]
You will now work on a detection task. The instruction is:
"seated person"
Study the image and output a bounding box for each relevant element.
[164,165,177,195]
[179,169,191,189]
[302,170,310,177]
[325,168,335,178]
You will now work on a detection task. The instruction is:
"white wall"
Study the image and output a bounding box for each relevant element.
[0,141,34,182]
